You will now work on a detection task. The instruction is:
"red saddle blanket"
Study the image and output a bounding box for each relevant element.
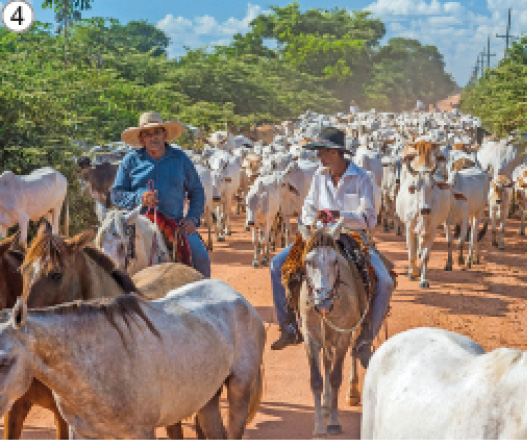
[143,210,192,267]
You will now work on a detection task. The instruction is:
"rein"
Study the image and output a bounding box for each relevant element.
[124,223,136,271]
[147,179,157,267]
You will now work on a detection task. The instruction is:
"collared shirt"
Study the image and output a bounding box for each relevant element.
[302,160,377,230]
[111,144,204,223]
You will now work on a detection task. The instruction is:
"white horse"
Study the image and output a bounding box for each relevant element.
[298,220,370,438]
[0,280,265,439]
[362,327,527,439]
[95,206,170,276]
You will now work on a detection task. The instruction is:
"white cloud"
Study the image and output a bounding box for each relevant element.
[157,3,267,57]
[365,0,526,85]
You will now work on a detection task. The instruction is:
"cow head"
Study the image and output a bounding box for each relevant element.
[405,162,451,216]
[490,175,513,206]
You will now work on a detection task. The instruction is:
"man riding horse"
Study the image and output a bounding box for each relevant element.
[270,127,394,367]
[111,111,211,278]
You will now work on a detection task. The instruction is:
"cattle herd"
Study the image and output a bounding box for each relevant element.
[2,107,527,438]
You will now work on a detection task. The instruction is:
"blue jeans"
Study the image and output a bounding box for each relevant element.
[187,232,211,278]
[270,244,297,333]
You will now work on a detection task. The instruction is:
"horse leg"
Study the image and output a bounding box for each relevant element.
[322,350,331,415]
[346,355,360,406]
[226,377,252,439]
[306,339,325,438]
[3,400,32,440]
[327,350,346,435]
[197,389,226,439]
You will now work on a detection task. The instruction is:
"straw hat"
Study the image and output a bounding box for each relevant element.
[122,111,185,148]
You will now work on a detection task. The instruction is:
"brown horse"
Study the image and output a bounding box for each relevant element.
[0,232,68,439]
[3,224,204,439]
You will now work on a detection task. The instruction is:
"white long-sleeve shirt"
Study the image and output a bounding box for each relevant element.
[302,160,377,230]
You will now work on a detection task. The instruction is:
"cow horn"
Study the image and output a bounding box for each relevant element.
[405,158,418,176]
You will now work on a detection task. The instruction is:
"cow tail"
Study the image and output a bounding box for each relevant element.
[247,361,264,424]
[477,220,488,242]
[63,195,70,237]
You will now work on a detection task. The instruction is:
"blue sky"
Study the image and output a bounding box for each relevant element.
[4,0,527,86]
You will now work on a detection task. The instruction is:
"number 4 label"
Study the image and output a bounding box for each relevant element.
[2,0,34,33]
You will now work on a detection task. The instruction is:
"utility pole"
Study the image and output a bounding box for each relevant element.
[484,35,496,69]
[496,8,519,52]
[479,48,486,75]
[474,55,479,79]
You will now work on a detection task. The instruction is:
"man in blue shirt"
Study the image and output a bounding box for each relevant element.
[111,111,210,277]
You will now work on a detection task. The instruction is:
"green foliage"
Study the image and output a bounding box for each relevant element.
[461,36,527,136]
[364,38,457,112]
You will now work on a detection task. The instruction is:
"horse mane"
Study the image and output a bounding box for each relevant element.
[34,294,161,348]
[302,229,338,264]
[22,231,140,295]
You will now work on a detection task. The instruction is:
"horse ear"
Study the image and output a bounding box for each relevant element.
[0,231,20,255]
[298,222,311,242]
[330,218,345,239]
[95,201,107,224]
[37,219,52,237]
[123,205,141,225]
[66,229,96,251]
[12,297,27,329]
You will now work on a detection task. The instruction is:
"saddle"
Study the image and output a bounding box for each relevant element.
[143,210,192,267]
[281,230,383,310]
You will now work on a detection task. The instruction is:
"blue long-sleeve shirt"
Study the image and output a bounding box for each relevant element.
[111,144,204,224]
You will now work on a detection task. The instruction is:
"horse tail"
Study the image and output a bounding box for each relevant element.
[247,362,264,425]
[63,195,70,237]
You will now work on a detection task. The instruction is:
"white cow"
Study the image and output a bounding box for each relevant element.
[380,154,402,235]
[194,164,214,251]
[0,167,68,246]
[277,161,319,245]
[354,147,383,188]
[362,327,527,439]
[246,174,281,267]
[447,167,490,267]
[489,175,514,250]
[209,151,242,241]
[477,137,524,178]
[396,160,452,288]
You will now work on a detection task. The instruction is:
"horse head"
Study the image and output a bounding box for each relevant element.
[95,206,169,275]
[20,224,99,307]
[300,220,345,315]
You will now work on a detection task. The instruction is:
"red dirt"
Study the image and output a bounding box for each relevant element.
[3,212,527,439]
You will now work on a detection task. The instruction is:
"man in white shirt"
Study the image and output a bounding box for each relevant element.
[349,100,360,116]
[270,127,394,368]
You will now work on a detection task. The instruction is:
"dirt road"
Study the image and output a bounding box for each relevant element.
[4,213,527,439]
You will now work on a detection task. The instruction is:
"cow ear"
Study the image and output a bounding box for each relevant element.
[408,185,416,194]
[12,297,27,329]
[435,181,451,190]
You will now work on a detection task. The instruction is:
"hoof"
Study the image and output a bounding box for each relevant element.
[312,430,327,439]
[225,231,232,236]
[252,261,260,268]
[466,260,472,269]
[419,280,430,289]
[498,244,505,250]
[207,245,213,252]
[408,273,414,280]
[327,424,342,436]
[396,228,402,236]
[218,236,226,242]
[346,393,360,406]
[444,263,452,271]
[245,226,251,231]
[520,229,525,236]
[457,257,464,266]
[260,258,269,266]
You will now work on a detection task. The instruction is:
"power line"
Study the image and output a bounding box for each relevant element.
[496,8,520,53]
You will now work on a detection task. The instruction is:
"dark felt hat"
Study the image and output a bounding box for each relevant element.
[303,127,346,150]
